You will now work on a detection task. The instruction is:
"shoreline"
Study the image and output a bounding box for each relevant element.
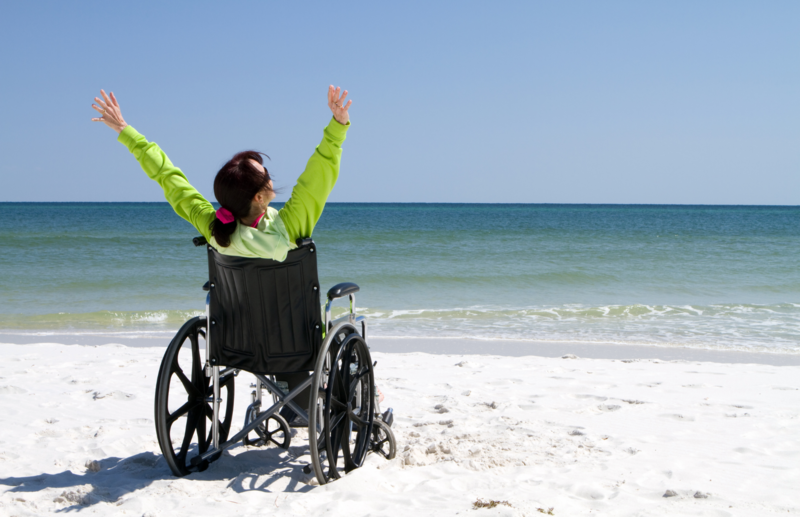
[1,332,798,366]
[369,337,800,366]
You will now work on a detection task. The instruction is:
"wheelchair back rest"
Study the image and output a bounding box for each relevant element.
[206,240,322,374]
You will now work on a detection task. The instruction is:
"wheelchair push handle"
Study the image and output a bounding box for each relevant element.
[327,282,360,301]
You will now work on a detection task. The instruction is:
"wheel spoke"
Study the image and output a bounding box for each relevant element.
[330,395,348,411]
[168,400,196,426]
[329,410,347,431]
[177,409,200,461]
[197,406,208,453]
[190,333,201,381]
[173,366,199,397]
[337,365,348,392]
[349,411,368,429]
[350,366,369,388]
[327,424,343,479]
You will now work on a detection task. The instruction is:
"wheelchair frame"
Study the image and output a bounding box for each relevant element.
[154,237,395,485]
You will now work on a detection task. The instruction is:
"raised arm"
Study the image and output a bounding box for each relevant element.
[279,86,352,241]
[91,90,216,240]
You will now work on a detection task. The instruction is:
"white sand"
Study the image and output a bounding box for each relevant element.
[0,342,798,516]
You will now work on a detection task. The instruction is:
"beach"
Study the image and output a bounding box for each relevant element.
[1,203,799,514]
[1,339,798,516]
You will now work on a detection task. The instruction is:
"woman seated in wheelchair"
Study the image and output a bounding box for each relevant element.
[90,85,382,423]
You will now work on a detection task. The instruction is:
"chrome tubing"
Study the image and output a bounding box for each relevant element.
[204,293,211,376]
[325,293,358,333]
[197,374,315,463]
[254,376,263,406]
[244,375,264,431]
[256,374,311,425]
[212,365,220,449]
[355,315,367,340]
[324,299,332,332]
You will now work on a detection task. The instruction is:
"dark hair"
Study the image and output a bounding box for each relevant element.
[210,150,272,247]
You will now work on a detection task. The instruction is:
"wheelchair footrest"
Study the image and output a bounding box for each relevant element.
[380,408,394,428]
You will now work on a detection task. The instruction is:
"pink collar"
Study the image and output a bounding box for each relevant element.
[250,212,265,228]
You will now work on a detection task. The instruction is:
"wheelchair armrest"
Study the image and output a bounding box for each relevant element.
[327,282,360,301]
[193,236,207,247]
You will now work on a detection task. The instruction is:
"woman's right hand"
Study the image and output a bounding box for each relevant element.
[91,89,128,134]
[328,85,352,125]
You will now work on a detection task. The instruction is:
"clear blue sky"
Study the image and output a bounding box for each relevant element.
[1,1,797,204]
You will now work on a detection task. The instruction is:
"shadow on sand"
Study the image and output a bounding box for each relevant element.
[0,442,315,512]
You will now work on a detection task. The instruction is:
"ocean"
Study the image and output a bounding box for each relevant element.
[1,203,798,354]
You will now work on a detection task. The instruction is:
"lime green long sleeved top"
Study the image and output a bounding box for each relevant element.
[117,118,349,261]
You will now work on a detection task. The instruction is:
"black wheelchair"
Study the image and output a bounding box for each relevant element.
[153,237,396,485]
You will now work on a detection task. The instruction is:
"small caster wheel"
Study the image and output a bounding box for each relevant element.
[244,410,291,449]
[370,418,396,460]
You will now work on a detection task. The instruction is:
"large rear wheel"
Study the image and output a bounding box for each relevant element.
[154,317,235,476]
[308,325,375,484]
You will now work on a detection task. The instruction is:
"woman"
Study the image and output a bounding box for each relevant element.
[90,85,351,258]
[90,86,371,424]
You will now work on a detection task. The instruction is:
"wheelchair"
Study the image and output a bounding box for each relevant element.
[153,236,396,485]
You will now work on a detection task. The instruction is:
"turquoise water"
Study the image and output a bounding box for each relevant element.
[1,203,798,353]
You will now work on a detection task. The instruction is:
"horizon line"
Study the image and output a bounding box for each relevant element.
[1,201,798,208]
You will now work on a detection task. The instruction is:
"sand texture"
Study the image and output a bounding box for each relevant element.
[0,342,798,516]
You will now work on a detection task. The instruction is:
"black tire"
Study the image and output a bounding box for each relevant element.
[336,333,375,472]
[309,325,375,484]
[154,317,235,476]
[370,419,396,460]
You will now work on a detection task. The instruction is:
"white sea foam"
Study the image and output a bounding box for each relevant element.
[354,303,800,354]
[2,303,799,354]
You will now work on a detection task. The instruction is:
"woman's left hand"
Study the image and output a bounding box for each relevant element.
[91,89,128,134]
[328,85,351,125]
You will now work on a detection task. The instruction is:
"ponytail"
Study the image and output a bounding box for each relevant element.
[209,217,238,248]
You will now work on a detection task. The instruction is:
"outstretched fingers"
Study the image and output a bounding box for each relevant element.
[90,88,127,133]
[100,89,112,106]
[328,85,336,107]
[91,103,105,122]
[327,85,351,107]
